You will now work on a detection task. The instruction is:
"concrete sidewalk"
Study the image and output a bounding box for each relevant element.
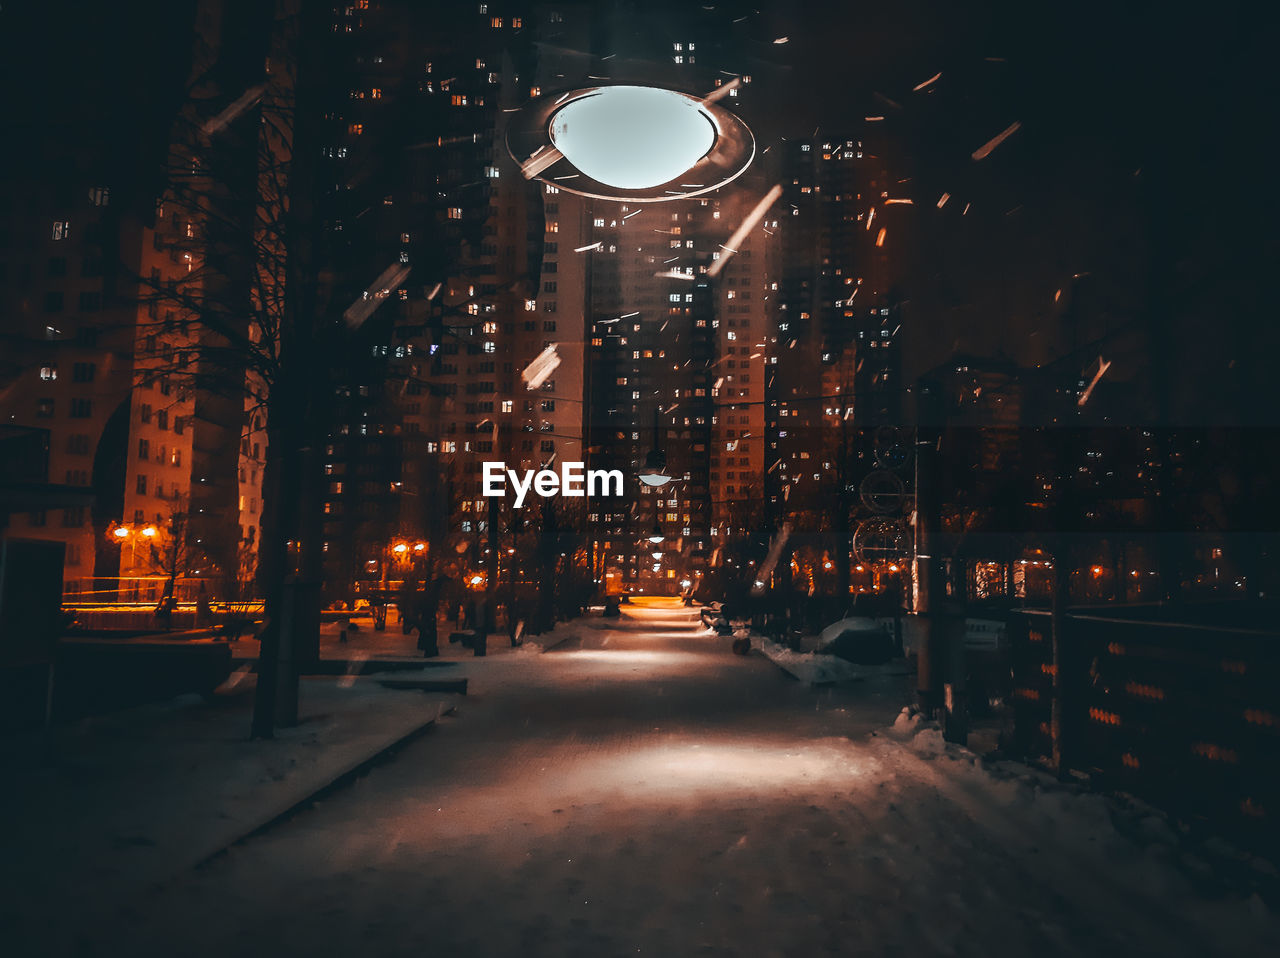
[0,676,455,954]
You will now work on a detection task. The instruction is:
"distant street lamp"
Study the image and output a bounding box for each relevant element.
[638,408,672,487]
[638,449,672,488]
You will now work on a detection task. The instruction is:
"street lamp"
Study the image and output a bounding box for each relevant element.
[507,84,755,202]
[638,407,672,487]
[638,448,672,488]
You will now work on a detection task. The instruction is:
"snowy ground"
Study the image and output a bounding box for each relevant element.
[0,679,453,955]
[8,599,1277,957]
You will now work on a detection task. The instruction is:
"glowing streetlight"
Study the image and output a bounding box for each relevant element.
[508,84,755,202]
[392,542,409,554]
[549,86,715,190]
[113,527,130,539]
[141,526,158,538]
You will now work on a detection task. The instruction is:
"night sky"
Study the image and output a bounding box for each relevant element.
[6,0,1274,421]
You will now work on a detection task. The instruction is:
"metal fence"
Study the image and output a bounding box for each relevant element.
[1008,609,1280,857]
[62,577,251,606]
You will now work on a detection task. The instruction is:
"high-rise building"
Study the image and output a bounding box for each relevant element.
[765,131,909,594]
[0,183,137,590]
[1,0,285,602]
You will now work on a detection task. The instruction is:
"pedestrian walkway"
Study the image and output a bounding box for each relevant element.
[8,599,1279,957]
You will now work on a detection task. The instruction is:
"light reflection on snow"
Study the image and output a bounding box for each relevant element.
[555,649,698,667]
[555,737,870,798]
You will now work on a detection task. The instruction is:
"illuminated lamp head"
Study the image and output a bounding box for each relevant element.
[507,83,755,202]
[549,86,715,190]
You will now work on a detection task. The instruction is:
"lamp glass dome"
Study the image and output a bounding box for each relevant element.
[549,86,716,190]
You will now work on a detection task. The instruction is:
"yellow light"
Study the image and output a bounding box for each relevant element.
[393,543,408,554]
[888,564,899,572]
[141,526,158,538]
[113,527,130,538]
[413,542,426,552]
[470,575,484,586]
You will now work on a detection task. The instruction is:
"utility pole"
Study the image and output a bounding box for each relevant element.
[913,380,942,716]
[476,494,496,656]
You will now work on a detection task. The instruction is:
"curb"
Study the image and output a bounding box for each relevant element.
[538,630,580,653]
[190,701,452,870]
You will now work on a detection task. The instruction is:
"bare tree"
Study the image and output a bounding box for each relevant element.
[120,3,319,737]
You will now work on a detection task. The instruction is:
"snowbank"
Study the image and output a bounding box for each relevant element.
[875,707,1278,943]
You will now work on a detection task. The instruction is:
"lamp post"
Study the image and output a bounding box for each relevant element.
[109,522,160,602]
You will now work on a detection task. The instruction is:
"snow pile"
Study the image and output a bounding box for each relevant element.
[873,707,1279,943]
[754,636,871,685]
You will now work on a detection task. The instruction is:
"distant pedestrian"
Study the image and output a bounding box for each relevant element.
[196,585,213,628]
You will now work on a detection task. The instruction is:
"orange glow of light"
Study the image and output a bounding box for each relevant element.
[393,542,409,554]
[413,542,427,552]
[875,227,886,247]
[141,526,158,538]
[113,527,130,539]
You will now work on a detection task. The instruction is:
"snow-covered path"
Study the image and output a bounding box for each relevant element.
[107,600,1275,957]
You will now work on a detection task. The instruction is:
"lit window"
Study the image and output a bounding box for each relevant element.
[348,123,362,135]
[52,221,70,240]
[490,16,503,27]
[448,207,462,219]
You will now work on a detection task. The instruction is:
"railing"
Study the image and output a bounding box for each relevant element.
[1008,609,1280,857]
[63,576,257,606]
